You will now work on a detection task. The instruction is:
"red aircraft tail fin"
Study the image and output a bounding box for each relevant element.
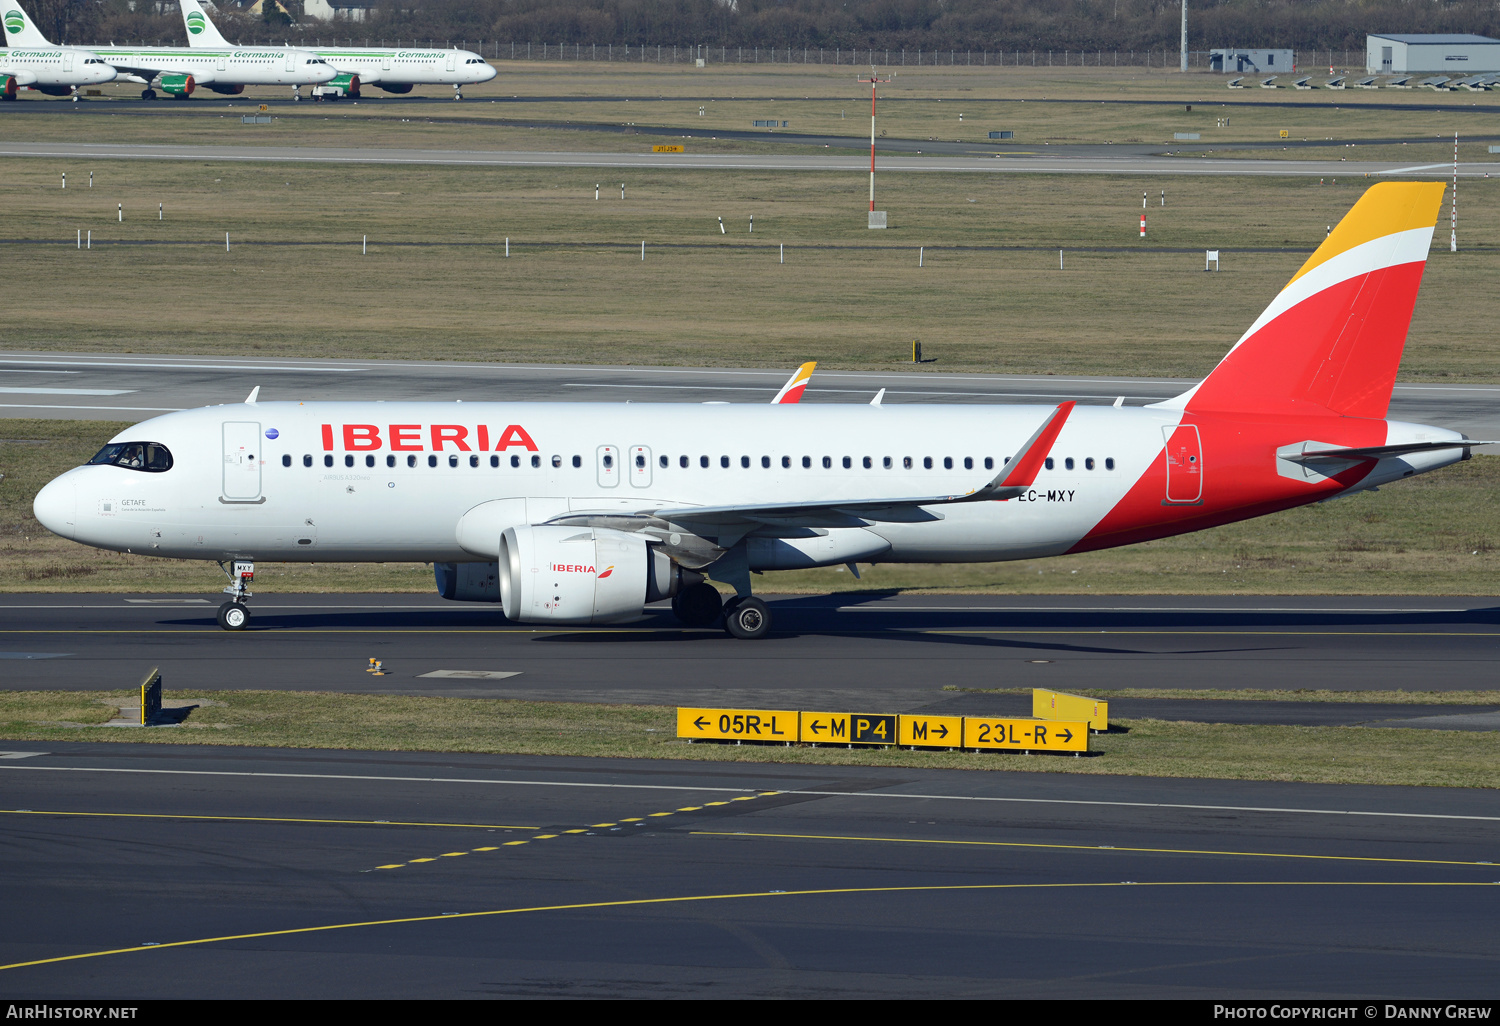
[1157,182,1446,419]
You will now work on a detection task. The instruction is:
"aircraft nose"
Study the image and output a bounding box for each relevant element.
[33,474,77,540]
[480,64,497,82]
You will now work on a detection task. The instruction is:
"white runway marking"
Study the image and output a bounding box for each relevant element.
[0,388,135,396]
[2,763,1497,822]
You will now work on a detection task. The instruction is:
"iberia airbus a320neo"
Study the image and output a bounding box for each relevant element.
[32,183,1479,638]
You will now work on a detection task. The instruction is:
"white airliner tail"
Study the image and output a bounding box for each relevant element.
[2,4,56,46]
[179,0,233,48]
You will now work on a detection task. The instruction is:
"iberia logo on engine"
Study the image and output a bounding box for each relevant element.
[552,564,615,577]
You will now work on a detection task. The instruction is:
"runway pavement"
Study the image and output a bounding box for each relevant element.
[1,740,1497,997]
[6,351,1500,447]
[5,140,1499,178]
[4,595,1499,721]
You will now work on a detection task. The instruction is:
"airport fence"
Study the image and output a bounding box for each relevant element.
[296,41,1362,71]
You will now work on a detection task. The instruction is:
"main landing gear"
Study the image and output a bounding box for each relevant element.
[140,89,157,100]
[670,581,773,639]
[217,559,254,631]
[722,595,771,640]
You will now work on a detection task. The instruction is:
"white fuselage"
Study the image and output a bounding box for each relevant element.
[298,48,496,87]
[33,400,1464,571]
[0,46,115,88]
[95,46,336,87]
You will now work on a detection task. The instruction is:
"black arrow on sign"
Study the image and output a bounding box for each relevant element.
[933,723,949,739]
[809,720,826,735]
[1056,728,1073,743]
[694,717,709,730]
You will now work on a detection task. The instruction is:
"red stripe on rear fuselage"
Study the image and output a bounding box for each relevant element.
[1069,412,1385,553]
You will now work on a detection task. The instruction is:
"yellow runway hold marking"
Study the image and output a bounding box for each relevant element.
[0,809,540,831]
[691,830,1500,868]
[366,788,781,871]
[439,852,466,857]
[4,880,1495,973]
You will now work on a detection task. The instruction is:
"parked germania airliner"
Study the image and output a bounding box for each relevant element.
[3,3,334,99]
[177,0,497,100]
[32,183,1480,638]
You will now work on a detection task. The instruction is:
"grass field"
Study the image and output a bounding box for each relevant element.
[6,418,1499,595]
[4,154,1499,378]
[0,689,1494,789]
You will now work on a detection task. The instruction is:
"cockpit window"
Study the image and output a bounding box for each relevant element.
[87,442,173,473]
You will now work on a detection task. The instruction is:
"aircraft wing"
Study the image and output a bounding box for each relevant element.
[769,362,815,404]
[640,401,1076,529]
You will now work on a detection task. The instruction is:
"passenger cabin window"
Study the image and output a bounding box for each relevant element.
[366,455,376,468]
[700,455,710,468]
[408,455,418,468]
[741,456,751,469]
[1064,457,1075,471]
[325,455,334,468]
[575,455,584,468]
[428,455,438,468]
[1105,458,1115,470]
[303,454,313,467]
[802,456,812,468]
[552,455,562,468]
[943,457,953,470]
[90,442,173,472]
[531,455,541,468]
[345,455,355,468]
[387,455,397,468]
[511,455,521,468]
[1085,458,1095,470]
[491,455,500,468]
[984,457,994,470]
[923,457,933,469]
[841,456,851,469]
[1044,457,1055,470]
[282,454,291,467]
[660,455,669,468]
[475,455,484,468]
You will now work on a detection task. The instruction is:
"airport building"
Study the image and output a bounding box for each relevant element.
[1209,48,1296,73]
[1366,33,1500,73]
[300,0,377,20]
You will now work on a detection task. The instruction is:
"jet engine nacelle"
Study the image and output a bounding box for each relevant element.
[314,73,360,97]
[499,525,687,624]
[434,560,500,602]
[205,83,245,95]
[1,76,17,100]
[158,73,195,96]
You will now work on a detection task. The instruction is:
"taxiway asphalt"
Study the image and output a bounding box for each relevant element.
[4,594,1498,724]
[1,741,1497,998]
[5,352,1500,447]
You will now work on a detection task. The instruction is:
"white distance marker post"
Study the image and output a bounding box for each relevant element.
[641,240,645,261]
[749,216,753,234]
[1447,135,1460,249]
[718,216,725,234]
[621,183,626,200]
[158,203,162,220]
[117,203,122,222]
[919,246,924,267]
[89,171,93,188]
[1060,249,1064,270]
[595,184,600,200]
[780,243,784,264]
[505,238,509,257]
[62,173,65,190]
[76,229,80,250]
[226,233,230,252]
[363,235,367,255]
[87,230,91,249]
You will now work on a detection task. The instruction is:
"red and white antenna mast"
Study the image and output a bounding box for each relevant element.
[859,66,892,228]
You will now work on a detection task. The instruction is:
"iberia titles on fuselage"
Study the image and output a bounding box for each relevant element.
[31,183,1481,638]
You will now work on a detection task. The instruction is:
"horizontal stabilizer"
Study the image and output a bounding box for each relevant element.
[1282,439,1489,463]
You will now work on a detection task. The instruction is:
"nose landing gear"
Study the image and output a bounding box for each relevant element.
[217,559,254,630]
[453,84,463,100]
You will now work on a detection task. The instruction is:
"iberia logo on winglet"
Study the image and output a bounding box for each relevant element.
[4,11,25,33]
[186,11,206,33]
[598,565,615,579]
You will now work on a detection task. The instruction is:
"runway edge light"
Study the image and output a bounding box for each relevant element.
[1032,689,1108,732]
